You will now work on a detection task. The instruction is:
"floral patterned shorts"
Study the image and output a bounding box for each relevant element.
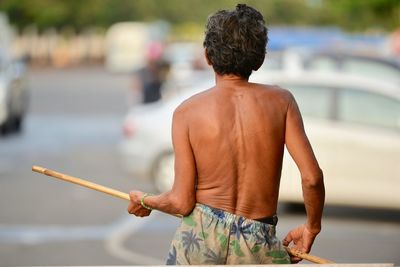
[166,203,290,265]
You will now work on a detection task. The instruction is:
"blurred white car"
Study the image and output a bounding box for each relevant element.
[302,51,400,85]
[121,81,212,191]
[262,73,400,210]
[0,53,29,135]
[0,76,7,128]
[0,56,28,134]
[161,42,212,98]
[0,12,29,135]
[120,72,400,209]
[260,49,400,85]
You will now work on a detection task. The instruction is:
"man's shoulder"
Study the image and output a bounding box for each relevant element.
[176,87,214,109]
[173,87,215,116]
[251,82,294,102]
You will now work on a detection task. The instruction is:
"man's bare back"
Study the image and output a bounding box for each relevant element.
[128,4,324,263]
[181,78,290,219]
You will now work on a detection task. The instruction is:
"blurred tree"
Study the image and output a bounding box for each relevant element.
[325,0,400,31]
[0,0,399,32]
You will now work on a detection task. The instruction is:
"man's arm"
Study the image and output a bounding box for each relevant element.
[128,104,197,217]
[282,92,325,262]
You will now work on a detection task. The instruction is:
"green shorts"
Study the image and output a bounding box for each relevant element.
[166,203,290,265]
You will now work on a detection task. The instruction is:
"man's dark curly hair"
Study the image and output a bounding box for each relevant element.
[203,4,268,79]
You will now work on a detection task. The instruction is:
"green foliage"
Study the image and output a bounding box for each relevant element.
[324,0,400,31]
[0,0,399,32]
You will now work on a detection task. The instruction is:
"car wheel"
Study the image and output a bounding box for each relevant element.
[152,152,175,193]
[0,118,13,136]
[0,123,7,136]
[0,116,21,134]
[13,115,23,133]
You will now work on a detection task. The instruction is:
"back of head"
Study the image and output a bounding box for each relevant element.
[203,4,268,79]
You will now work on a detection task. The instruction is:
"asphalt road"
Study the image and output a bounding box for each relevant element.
[0,67,399,266]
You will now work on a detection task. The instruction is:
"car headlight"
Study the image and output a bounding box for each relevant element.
[0,81,7,122]
[0,82,6,102]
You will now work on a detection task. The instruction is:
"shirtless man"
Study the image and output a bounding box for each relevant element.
[128,4,325,265]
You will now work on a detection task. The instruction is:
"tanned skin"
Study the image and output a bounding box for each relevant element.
[128,72,325,263]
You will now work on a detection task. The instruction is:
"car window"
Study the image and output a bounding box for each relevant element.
[342,59,400,84]
[338,89,400,130]
[285,85,333,119]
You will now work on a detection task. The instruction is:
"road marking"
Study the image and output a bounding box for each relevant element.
[0,224,108,244]
[0,214,165,264]
[105,214,164,265]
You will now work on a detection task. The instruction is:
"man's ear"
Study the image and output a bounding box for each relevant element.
[204,48,212,66]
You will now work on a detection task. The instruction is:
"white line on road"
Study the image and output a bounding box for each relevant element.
[0,224,108,244]
[0,213,165,264]
[105,214,164,265]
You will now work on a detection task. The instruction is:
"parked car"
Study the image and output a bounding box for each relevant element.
[0,53,29,135]
[120,71,400,209]
[121,80,212,191]
[260,73,400,210]
[0,13,28,135]
[161,42,212,99]
[0,74,7,130]
[302,51,400,85]
[258,49,400,85]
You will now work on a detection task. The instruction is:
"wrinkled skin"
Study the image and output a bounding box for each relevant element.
[128,74,325,263]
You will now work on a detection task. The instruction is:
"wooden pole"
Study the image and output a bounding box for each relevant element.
[285,246,334,264]
[32,165,334,264]
[32,166,130,201]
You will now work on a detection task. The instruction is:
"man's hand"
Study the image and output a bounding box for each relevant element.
[127,190,152,217]
[283,224,320,263]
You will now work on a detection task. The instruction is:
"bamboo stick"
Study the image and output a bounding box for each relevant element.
[32,166,130,201]
[285,246,334,264]
[32,165,333,264]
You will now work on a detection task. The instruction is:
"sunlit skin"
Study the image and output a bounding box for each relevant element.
[128,57,325,263]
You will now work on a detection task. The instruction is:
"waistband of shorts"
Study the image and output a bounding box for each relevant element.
[194,203,278,227]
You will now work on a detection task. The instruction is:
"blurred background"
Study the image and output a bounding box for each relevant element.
[0,0,399,265]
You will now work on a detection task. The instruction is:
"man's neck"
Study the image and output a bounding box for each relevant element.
[215,73,249,85]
